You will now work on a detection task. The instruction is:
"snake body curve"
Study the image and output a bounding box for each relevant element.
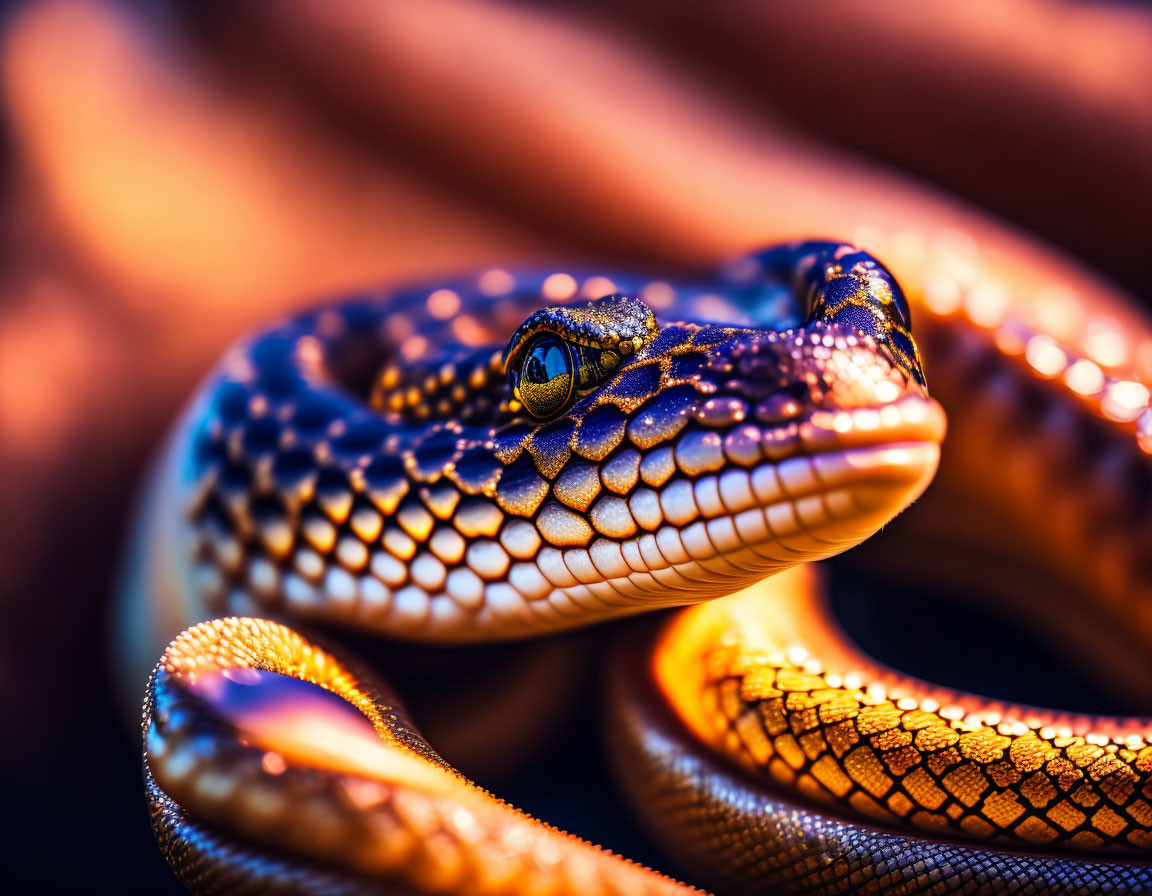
[124,241,1152,894]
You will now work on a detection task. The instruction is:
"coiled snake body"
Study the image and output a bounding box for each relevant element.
[123,241,1152,894]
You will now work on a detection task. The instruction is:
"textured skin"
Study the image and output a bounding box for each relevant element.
[129,240,1152,893]
[653,577,1152,852]
[608,646,1152,896]
[171,242,932,644]
[146,617,696,895]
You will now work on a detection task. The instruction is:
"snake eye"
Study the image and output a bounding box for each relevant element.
[518,335,575,418]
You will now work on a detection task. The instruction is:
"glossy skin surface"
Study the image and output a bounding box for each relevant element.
[610,645,1152,896]
[122,241,936,674]
[655,572,1152,852]
[130,241,1152,893]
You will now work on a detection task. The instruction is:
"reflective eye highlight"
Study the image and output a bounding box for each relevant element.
[519,335,574,418]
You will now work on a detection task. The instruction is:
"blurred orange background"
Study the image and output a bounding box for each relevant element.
[0,0,1148,888]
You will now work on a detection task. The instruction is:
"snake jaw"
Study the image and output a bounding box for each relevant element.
[465,321,945,628]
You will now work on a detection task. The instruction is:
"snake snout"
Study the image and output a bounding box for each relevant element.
[739,322,944,552]
[584,319,946,605]
[484,322,948,622]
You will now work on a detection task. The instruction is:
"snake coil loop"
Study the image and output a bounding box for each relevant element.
[124,239,1152,895]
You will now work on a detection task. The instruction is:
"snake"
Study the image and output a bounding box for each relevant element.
[121,239,1152,894]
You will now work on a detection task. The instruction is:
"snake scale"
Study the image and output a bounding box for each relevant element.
[121,239,1152,894]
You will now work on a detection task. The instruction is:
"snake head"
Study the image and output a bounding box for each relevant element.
[174,242,943,642]
[473,243,943,627]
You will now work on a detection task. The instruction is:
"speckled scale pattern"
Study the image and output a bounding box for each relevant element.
[608,653,1152,896]
[136,224,1152,895]
[729,242,925,388]
[501,293,657,367]
[146,769,398,896]
[143,617,443,895]
[146,618,697,896]
[183,242,924,639]
[701,647,1152,852]
[370,345,506,424]
[150,241,960,893]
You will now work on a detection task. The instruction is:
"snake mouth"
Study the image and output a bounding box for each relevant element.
[786,391,945,538]
[646,392,944,574]
[483,392,946,629]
